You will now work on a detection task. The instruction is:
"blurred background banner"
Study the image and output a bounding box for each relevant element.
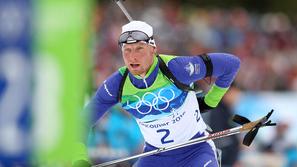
[32,0,91,165]
[0,0,32,166]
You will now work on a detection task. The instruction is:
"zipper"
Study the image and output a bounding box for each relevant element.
[142,77,148,88]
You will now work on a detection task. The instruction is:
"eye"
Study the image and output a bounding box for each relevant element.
[136,46,144,51]
[123,48,132,54]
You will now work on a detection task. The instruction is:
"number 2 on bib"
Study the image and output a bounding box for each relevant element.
[157,129,174,144]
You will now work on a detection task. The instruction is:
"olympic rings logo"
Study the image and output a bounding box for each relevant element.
[127,88,176,115]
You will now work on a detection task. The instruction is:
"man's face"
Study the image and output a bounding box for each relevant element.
[122,42,156,77]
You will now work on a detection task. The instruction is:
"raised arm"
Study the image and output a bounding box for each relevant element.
[167,53,240,109]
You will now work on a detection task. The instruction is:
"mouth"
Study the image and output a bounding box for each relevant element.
[130,63,140,68]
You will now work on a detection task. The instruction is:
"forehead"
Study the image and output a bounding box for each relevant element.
[122,41,148,49]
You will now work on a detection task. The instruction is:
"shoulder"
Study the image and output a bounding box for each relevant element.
[105,68,125,82]
[118,66,128,76]
[158,54,178,65]
[96,69,125,99]
[158,54,204,85]
[163,54,205,71]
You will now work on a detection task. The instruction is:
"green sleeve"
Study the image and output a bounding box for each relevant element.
[204,84,229,108]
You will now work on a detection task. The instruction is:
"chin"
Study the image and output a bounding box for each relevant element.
[129,70,140,75]
[130,70,145,77]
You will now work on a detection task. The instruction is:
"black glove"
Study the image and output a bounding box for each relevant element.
[72,160,91,167]
[197,96,215,113]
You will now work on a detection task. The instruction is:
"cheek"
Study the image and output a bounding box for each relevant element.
[122,54,130,64]
[123,52,132,59]
[141,55,153,68]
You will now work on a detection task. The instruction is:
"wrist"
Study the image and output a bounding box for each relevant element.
[204,84,229,108]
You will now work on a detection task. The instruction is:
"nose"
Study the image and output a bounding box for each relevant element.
[129,50,139,60]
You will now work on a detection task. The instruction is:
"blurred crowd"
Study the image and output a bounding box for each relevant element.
[91,1,297,92]
[88,1,297,167]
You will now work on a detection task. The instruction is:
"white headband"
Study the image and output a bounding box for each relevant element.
[121,20,156,47]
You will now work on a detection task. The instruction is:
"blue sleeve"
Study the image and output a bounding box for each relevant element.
[167,53,240,88]
[84,71,122,126]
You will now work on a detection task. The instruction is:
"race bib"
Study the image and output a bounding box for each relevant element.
[136,91,207,148]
